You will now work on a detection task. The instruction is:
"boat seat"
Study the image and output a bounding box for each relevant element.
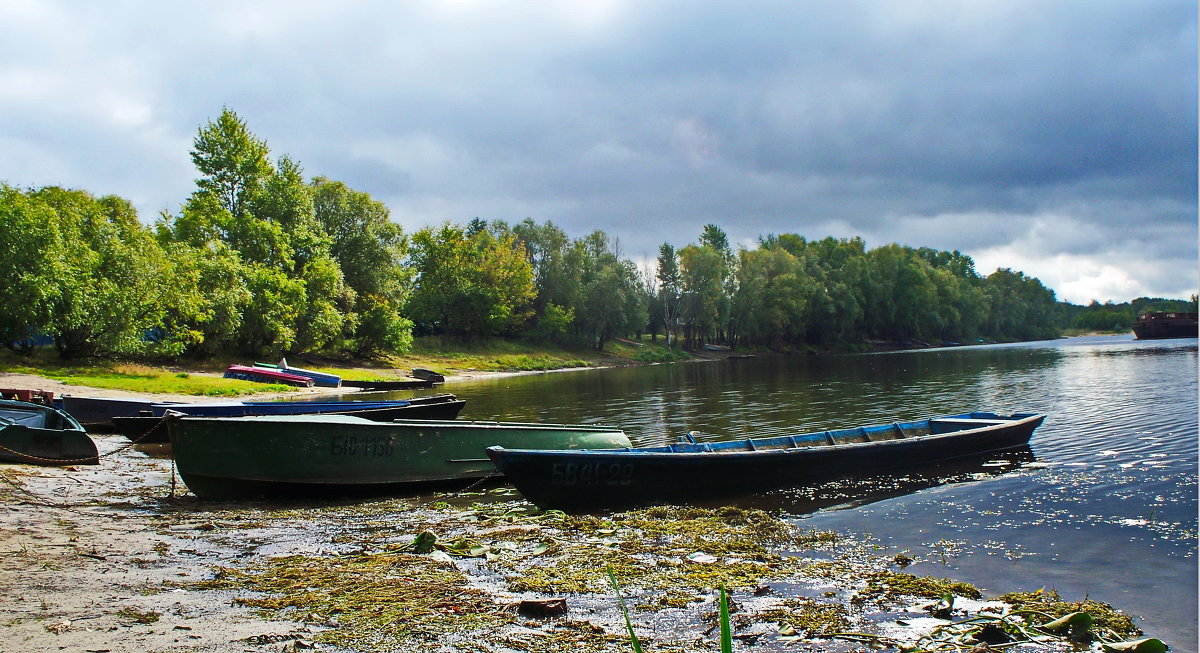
[0,409,47,429]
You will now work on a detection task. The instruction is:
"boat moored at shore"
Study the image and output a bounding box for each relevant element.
[168,416,631,499]
[487,412,1046,510]
[0,399,98,466]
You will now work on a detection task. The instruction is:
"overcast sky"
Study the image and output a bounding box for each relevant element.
[2,1,1195,304]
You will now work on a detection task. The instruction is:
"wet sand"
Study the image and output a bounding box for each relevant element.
[0,438,311,652]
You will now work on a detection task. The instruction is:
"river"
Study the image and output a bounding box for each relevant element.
[433,334,1197,650]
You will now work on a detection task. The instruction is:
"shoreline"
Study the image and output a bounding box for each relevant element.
[0,334,1133,405]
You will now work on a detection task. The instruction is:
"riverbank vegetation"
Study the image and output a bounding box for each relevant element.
[3,108,1195,364]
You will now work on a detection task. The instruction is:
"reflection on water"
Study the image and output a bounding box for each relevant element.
[709,447,1037,514]
[437,335,1197,650]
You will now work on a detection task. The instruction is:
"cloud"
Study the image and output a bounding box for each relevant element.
[0,0,1194,302]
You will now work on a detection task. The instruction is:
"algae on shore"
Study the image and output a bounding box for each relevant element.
[173,498,1150,652]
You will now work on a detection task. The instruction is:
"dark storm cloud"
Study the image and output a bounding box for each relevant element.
[0,0,1194,302]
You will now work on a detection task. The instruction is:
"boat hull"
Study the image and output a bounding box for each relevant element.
[341,379,436,390]
[149,394,464,418]
[168,416,630,499]
[0,400,98,466]
[223,365,315,387]
[487,412,1045,510]
[59,396,179,430]
[1132,312,1199,340]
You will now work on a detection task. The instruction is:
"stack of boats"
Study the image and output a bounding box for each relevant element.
[223,359,343,387]
[221,360,451,389]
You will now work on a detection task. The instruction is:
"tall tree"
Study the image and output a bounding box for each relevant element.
[679,244,725,348]
[656,243,682,347]
[13,187,180,358]
[311,177,412,355]
[0,184,63,352]
[699,224,736,344]
[191,108,272,218]
[574,231,646,350]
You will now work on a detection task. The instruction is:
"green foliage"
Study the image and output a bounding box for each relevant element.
[575,232,646,350]
[530,302,575,342]
[679,243,725,348]
[632,346,689,363]
[6,106,1148,362]
[311,177,413,354]
[190,107,271,218]
[656,242,683,346]
[983,268,1060,341]
[405,222,535,339]
[0,185,63,351]
[607,565,644,653]
[0,185,180,358]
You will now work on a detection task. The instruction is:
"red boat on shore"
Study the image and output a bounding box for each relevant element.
[223,365,314,387]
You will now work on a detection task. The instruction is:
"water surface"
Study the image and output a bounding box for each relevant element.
[397,335,1199,649]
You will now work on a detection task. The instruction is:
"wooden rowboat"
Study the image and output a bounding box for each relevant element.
[0,399,98,466]
[113,394,467,443]
[486,412,1046,510]
[168,416,631,499]
[411,368,446,384]
[341,379,436,390]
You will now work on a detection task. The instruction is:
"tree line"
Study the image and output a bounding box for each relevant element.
[1,109,1179,360]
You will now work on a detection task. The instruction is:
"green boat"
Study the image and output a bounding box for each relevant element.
[167,415,631,499]
[0,399,98,466]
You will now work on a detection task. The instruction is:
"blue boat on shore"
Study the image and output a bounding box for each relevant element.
[488,411,1046,510]
[255,359,343,388]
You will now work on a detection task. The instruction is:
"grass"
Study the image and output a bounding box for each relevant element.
[1,336,698,396]
[1,353,291,396]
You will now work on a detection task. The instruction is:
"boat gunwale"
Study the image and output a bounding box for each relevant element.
[170,414,625,432]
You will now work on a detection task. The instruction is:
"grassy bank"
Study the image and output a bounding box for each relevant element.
[0,337,690,396]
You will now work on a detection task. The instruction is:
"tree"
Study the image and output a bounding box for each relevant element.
[656,243,682,347]
[699,224,736,344]
[574,231,646,350]
[732,245,812,349]
[512,219,582,336]
[11,187,180,358]
[983,268,1061,341]
[0,184,63,352]
[161,108,361,356]
[311,177,412,355]
[679,244,725,348]
[405,223,535,339]
[191,108,272,218]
